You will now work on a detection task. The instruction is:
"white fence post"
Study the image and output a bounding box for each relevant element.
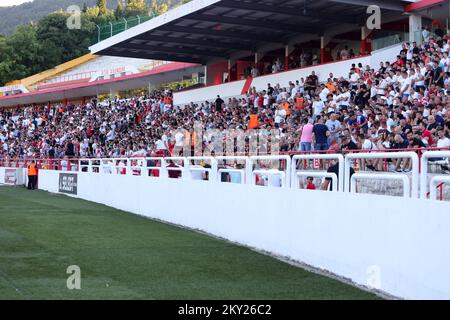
[421,151,450,200]
[430,176,450,201]
[351,173,411,198]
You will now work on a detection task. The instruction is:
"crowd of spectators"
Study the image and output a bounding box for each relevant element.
[1,34,450,174]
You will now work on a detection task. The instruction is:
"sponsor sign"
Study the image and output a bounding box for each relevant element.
[59,173,78,195]
[4,169,16,185]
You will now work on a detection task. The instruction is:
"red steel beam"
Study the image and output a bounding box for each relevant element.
[405,0,448,12]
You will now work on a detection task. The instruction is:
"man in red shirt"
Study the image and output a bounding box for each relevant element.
[420,121,434,147]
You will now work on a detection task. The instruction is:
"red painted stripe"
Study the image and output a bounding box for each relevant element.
[241,77,253,95]
[405,0,447,12]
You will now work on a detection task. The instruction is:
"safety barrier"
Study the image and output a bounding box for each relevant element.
[430,176,450,201]
[215,156,250,185]
[186,156,218,181]
[3,150,450,200]
[249,155,292,188]
[291,154,344,192]
[351,173,411,198]
[420,151,450,200]
[345,152,420,199]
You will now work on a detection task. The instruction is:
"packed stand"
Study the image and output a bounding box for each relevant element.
[0,35,449,176]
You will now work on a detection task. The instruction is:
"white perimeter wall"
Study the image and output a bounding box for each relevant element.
[370,43,405,69]
[37,169,450,300]
[173,44,403,106]
[174,79,247,106]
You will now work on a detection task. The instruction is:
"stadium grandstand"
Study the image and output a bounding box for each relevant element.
[0,53,203,107]
[1,0,450,302]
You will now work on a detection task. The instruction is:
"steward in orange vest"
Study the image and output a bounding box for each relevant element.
[27,161,38,190]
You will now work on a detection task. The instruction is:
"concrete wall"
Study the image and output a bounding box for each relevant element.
[370,43,405,69]
[37,169,450,300]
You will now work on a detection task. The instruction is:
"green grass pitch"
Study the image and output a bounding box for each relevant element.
[0,186,378,300]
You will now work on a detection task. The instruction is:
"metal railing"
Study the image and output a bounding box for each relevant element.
[345,151,419,198]
[420,151,450,200]
[2,148,449,201]
[96,14,155,43]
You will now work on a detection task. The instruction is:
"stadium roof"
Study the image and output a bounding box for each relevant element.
[0,63,200,107]
[90,0,416,65]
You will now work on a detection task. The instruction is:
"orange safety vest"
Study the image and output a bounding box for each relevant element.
[326,82,336,93]
[248,114,259,129]
[28,164,38,176]
[282,102,291,116]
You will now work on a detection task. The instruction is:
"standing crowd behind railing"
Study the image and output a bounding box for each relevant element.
[2,149,449,201]
[0,35,449,176]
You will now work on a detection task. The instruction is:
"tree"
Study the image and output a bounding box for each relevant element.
[0,35,13,86]
[0,25,47,85]
[115,0,125,19]
[97,0,108,16]
[36,12,95,64]
[125,0,147,17]
[151,0,171,16]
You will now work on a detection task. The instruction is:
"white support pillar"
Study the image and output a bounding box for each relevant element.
[227,59,233,82]
[284,45,290,70]
[254,52,260,64]
[409,15,422,44]
[254,52,264,75]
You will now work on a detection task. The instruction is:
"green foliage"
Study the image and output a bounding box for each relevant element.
[151,0,171,15]
[97,0,108,16]
[0,25,49,85]
[125,0,148,16]
[115,0,125,19]
[36,12,96,62]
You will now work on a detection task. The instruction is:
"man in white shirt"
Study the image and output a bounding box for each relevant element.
[336,87,351,110]
[399,71,412,98]
[349,69,360,89]
[312,95,324,118]
[251,66,259,78]
[319,84,330,102]
[274,104,287,125]
[325,113,342,140]
[437,129,450,148]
